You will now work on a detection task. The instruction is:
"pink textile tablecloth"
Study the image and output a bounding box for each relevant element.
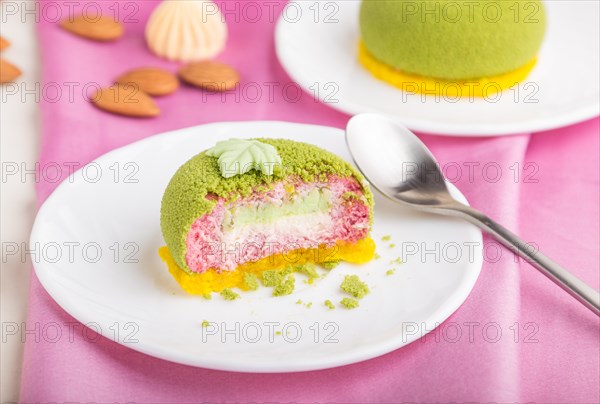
[21,1,599,402]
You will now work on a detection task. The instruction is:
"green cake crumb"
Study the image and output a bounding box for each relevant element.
[262,267,296,296]
[324,300,335,310]
[296,299,303,305]
[243,273,259,290]
[261,270,280,287]
[381,235,391,241]
[341,275,370,299]
[386,269,396,276]
[296,262,319,279]
[275,331,282,336]
[340,297,359,309]
[320,261,340,270]
[305,302,313,308]
[390,257,403,265]
[389,243,396,248]
[203,293,212,300]
[220,288,240,300]
[261,268,290,287]
[374,253,381,260]
[273,274,295,296]
[201,320,210,328]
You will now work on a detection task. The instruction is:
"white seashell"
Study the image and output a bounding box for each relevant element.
[145,0,227,62]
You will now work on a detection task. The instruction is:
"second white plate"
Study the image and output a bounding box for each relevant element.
[275,0,600,136]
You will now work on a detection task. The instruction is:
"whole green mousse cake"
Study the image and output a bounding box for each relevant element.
[359,0,546,80]
[159,138,376,295]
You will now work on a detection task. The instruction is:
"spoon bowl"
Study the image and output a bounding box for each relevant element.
[346,113,452,207]
[345,113,600,316]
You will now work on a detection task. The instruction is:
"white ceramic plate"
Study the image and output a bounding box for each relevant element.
[275,0,600,136]
[31,121,482,372]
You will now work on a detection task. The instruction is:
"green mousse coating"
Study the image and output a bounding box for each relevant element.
[360,0,546,80]
[161,138,374,272]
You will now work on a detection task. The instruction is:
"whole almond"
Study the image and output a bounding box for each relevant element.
[115,67,179,96]
[91,85,160,118]
[179,62,240,92]
[60,15,123,42]
[0,37,9,51]
[1,59,21,84]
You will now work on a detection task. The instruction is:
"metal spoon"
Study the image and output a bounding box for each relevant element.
[346,113,600,316]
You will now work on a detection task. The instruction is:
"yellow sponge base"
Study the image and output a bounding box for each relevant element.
[158,237,376,295]
[358,42,537,97]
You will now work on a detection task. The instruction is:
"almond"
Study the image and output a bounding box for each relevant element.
[60,15,124,42]
[1,59,21,84]
[0,37,9,51]
[115,67,179,96]
[91,85,160,118]
[178,61,240,92]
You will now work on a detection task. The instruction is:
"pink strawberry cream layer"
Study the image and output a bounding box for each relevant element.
[185,176,370,273]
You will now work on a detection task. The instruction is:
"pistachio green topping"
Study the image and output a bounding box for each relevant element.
[160,138,374,272]
[390,257,403,265]
[340,297,359,309]
[296,299,303,305]
[206,139,282,178]
[201,320,210,328]
[389,243,396,248]
[220,288,240,300]
[202,293,212,300]
[273,274,295,296]
[305,302,313,308]
[381,235,391,241]
[243,273,259,290]
[386,269,395,276]
[324,299,335,310]
[320,261,340,270]
[341,275,370,299]
[275,331,282,336]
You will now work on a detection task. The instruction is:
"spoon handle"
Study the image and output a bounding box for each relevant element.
[448,203,600,316]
